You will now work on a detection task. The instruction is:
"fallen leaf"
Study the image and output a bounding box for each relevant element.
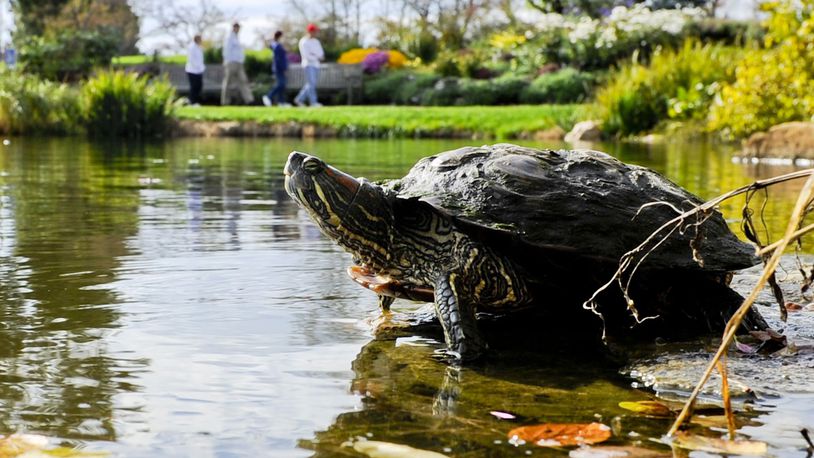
[618,401,673,417]
[508,423,612,447]
[489,411,516,420]
[734,340,758,354]
[785,301,804,311]
[670,432,768,456]
[569,445,670,458]
[352,440,450,458]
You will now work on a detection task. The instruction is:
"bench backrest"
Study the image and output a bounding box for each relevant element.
[157,62,362,93]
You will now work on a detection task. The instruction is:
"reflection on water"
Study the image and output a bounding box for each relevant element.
[0,136,810,456]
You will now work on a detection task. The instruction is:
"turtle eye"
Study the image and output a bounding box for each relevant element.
[302,157,324,174]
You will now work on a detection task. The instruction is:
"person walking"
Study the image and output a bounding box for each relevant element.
[221,22,254,105]
[185,34,205,106]
[294,23,324,107]
[263,31,289,107]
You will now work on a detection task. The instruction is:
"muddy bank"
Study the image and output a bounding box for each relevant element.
[170,119,568,140]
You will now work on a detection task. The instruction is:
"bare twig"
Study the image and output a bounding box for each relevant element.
[584,168,814,335]
[717,357,736,439]
[667,172,814,436]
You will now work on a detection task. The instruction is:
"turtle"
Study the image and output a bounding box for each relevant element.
[283,144,768,362]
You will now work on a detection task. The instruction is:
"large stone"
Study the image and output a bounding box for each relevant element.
[742,122,814,159]
[564,120,602,143]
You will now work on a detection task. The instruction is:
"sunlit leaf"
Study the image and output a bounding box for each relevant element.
[352,440,450,458]
[618,401,673,417]
[569,445,670,458]
[670,432,768,455]
[508,422,612,447]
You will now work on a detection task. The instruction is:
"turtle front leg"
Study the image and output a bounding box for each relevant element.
[378,295,395,312]
[434,272,487,362]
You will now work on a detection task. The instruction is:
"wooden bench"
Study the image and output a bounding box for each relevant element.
[156,62,364,104]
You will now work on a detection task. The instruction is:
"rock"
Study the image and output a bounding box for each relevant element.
[741,122,814,159]
[564,121,602,143]
[533,126,566,141]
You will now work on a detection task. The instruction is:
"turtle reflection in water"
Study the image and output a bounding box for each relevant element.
[284,144,768,362]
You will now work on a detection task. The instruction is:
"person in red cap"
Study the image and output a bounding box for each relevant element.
[294,23,325,107]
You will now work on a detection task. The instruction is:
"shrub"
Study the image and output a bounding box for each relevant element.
[596,41,741,136]
[18,29,118,81]
[521,68,596,104]
[395,72,441,105]
[0,69,81,134]
[362,51,391,74]
[708,0,814,138]
[81,70,178,138]
[421,78,462,105]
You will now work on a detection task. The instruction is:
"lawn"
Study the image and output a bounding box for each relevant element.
[174,105,588,138]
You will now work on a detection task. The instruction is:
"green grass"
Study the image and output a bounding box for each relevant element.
[175,105,587,138]
[112,54,187,65]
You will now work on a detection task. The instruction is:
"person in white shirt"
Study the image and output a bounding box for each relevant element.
[221,22,254,105]
[185,35,205,106]
[294,23,325,107]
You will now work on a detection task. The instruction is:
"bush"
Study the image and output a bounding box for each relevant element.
[521,68,596,104]
[421,78,462,105]
[596,41,741,136]
[394,72,441,105]
[708,0,814,138]
[364,71,413,104]
[81,70,178,138]
[0,69,81,134]
[18,29,118,81]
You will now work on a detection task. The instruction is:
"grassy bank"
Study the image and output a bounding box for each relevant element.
[175,105,586,138]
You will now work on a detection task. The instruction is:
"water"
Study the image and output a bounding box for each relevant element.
[0,136,811,456]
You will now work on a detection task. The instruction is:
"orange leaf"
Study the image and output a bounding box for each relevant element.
[508,422,612,447]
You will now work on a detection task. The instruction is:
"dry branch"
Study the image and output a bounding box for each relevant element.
[666,171,814,436]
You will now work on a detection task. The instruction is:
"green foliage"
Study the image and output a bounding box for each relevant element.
[409,31,439,63]
[18,29,118,80]
[364,71,414,104]
[0,68,81,135]
[596,41,741,136]
[708,0,814,138]
[393,72,441,105]
[81,70,178,138]
[685,19,765,45]
[521,68,596,104]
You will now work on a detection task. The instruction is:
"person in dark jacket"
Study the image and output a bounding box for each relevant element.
[263,31,290,106]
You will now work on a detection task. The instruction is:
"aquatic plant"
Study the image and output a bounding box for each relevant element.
[81,70,178,138]
[0,68,81,135]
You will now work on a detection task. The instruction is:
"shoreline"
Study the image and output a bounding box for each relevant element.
[170,119,569,140]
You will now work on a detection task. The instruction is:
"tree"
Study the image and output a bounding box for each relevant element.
[133,0,229,51]
[11,0,139,79]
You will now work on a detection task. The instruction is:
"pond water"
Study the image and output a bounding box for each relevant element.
[0,136,811,457]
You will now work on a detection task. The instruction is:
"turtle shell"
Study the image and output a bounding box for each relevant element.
[386,144,757,272]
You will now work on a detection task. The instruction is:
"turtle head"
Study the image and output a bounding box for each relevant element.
[284,152,394,266]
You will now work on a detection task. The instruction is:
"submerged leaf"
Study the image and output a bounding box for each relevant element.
[352,440,450,458]
[670,432,768,455]
[508,423,612,447]
[618,401,673,417]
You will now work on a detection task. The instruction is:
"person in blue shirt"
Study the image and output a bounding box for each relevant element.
[263,31,290,107]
